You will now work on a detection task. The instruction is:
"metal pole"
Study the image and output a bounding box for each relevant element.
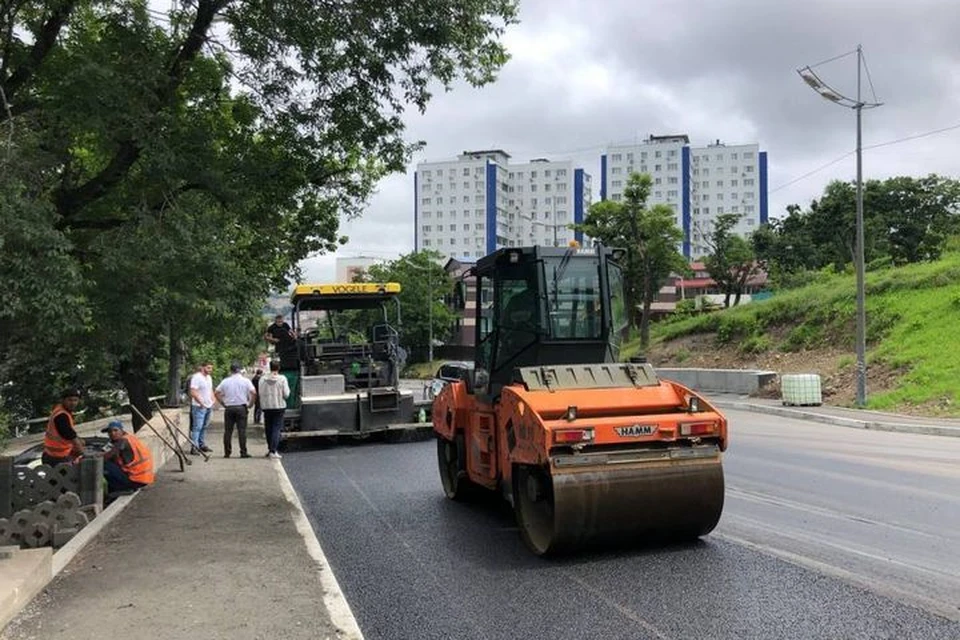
[854,44,867,407]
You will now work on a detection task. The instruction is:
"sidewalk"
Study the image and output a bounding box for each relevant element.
[1,419,361,640]
[710,394,960,438]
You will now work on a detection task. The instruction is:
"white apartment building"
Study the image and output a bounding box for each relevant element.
[601,135,768,259]
[414,150,591,259]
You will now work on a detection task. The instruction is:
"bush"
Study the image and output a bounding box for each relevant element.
[715,314,759,345]
[739,335,772,355]
[781,323,823,352]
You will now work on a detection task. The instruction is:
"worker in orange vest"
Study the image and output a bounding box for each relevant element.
[42,388,85,466]
[101,420,155,494]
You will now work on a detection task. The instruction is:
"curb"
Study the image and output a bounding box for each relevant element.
[714,400,960,438]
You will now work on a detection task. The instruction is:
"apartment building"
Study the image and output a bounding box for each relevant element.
[414,150,591,259]
[601,135,768,259]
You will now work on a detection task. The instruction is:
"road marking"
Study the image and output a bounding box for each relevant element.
[274,460,365,640]
[716,524,960,622]
[725,485,943,540]
[570,575,673,640]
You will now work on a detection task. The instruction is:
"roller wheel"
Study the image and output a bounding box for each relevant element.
[436,434,477,501]
[513,465,559,556]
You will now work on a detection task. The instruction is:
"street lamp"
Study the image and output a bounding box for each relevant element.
[797,45,882,407]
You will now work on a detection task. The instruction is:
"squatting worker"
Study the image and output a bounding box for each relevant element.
[43,388,85,466]
[215,362,256,458]
[100,420,154,494]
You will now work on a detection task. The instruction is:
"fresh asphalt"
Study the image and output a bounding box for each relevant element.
[282,408,960,640]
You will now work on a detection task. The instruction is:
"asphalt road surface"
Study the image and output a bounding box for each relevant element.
[283,409,960,640]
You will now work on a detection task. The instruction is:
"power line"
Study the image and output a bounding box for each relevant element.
[863,122,960,151]
[771,120,960,193]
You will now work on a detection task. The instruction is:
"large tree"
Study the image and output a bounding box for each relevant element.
[0,0,517,423]
[575,173,686,349]
[702,213,765,308]
[357,251,456,364]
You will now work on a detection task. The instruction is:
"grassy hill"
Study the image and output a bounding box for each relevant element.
[624,247,960,417]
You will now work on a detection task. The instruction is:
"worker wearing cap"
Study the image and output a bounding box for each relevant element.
[101,420,154,494]
[42,388,85,466]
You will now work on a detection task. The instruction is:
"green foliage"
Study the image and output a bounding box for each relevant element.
[758,176,960,280]
[739,334,772,355]
[637,247,960,415]
[781,324,824,352]
[353,251,456,363]
[0,0,517,418]
[703,213,763,307]
[574,172,686,348]
[715,313,759,346]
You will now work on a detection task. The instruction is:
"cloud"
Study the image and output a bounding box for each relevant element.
[301,0,960,280]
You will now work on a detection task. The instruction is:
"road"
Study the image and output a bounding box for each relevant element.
[283,408,960,640]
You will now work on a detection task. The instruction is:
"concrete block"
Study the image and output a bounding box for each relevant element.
[0,547,52,631]
[656,367,778,395]
[52,527,78,549]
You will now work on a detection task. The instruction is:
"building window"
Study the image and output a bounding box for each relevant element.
[745,205,755,213]
[717,206,724,214]
[655,177,662,185]
[640,165,648,172]
[745,192,755,200]
[464,224,470,230]
[612,180,622,188]
[716,180,724,187]
[702,169,710,176]
[423,225,431,232]
[702,181,709,188]
[731,206,739,213]
[747,219,755,226]
[556,169,567,177]
[701,194,709,201]
[717,193,723,201]
[668,176,678,184]
[731,153,738,160]
[731,192,739,200]
[463,168,469,176]
[436,197,443,204]
[668,149,677,158]
[654,191,662,198]
[667,163,677,170]
[423,239,431,246]
[654,164,662,171]
[544,169,551,177]
[703,207,710,214]
[655,150,662,158]
[744,178,755,186]
[450,238,456,245]
[611,153,622,161]
[612,194,622,201]
[668,190,678,198]
[731,179,738,187]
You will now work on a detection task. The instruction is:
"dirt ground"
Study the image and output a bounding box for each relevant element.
[645,332,910,411]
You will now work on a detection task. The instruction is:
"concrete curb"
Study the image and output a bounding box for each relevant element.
[714,400,960,438]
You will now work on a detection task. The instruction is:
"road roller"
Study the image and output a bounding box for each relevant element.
[432,243,728,555]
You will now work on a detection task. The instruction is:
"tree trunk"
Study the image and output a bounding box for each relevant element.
[119,353,153,433]
[165,322,184,407]
[639,275,653,349]
[724,292,731,308]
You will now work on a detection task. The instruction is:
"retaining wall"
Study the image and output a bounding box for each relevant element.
[655,368,778,395]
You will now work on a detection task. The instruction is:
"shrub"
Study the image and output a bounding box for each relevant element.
[739,335,772,355]
[781,323,823,352]
[715,314,759,345]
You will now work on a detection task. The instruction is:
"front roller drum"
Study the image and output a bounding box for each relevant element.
[514,458,724,556]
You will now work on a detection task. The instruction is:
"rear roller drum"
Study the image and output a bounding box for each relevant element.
[513,465,560,556]
[436,434,477,501]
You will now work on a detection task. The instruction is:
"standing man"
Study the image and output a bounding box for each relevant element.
[215,362,257,458]
[264,314,296,356]
[100,420,154,494]
[43,388,85,466]
[251,368,264,425]
[258,361,290,459]
[189,361,215,455]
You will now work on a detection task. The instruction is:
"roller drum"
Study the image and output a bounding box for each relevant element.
[514,453,724,556]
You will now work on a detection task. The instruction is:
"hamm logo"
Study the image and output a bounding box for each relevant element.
[615,424,658,437]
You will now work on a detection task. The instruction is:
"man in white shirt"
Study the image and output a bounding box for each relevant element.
[215,362,257,458]
[189,362,215,454]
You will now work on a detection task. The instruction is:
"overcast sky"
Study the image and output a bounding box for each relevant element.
[301,0,960,281]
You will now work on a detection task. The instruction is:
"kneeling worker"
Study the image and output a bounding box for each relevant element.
[101,420,155,494]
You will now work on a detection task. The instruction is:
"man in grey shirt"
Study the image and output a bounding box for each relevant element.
[215,362,257,458]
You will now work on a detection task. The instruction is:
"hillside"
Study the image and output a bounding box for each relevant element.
[625,249,960,417]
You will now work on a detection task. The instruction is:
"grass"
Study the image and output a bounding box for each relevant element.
[624,248,960,416]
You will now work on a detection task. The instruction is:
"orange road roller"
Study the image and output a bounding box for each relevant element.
[432,244,728,555]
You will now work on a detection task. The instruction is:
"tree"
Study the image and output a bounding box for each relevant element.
[0,1,517,422]
[575,173,686,348]
[355,252,456,364]
[702,213,765,308]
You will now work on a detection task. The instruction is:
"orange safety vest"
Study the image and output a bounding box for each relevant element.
[117,433,155,485]
[44,405,76,459]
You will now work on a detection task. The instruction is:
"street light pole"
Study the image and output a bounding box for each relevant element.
[798,45,881,408]
[854,47,866,407]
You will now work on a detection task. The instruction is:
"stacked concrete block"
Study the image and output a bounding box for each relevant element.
[0,492,90,549]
